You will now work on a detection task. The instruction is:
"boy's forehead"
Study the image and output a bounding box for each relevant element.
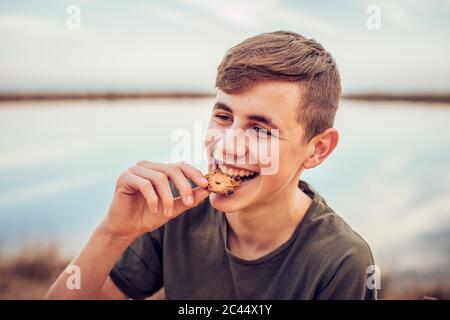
[215,81,302,122]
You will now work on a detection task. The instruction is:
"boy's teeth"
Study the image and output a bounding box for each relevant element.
[218,164,257,177]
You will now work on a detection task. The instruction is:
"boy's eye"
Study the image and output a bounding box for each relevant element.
[215,114,232,122]
[252,126,272,138]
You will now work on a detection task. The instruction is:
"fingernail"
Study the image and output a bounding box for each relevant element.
[200,178,208,185]
[185,195,193,205]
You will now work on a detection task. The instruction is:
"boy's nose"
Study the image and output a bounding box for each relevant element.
[215,128,247,162]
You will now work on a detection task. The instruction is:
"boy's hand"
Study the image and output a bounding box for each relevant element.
[103,160,210,241]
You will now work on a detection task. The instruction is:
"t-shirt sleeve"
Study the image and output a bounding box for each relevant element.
[315,241,378,300]
[109,227,164,300]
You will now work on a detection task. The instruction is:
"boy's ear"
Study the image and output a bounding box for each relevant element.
[303,128,339,169]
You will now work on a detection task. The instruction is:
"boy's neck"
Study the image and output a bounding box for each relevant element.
[224,179,313,260]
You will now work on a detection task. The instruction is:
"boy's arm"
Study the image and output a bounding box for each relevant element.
[44,222,134,300]
[45,161,210,300]
[99,276,129,300]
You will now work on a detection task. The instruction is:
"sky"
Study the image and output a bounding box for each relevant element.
[0,0,449,93]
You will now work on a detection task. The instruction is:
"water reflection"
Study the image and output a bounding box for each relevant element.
[0,99,449,288]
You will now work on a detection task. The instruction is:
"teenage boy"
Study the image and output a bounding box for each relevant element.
[46,31,376,300]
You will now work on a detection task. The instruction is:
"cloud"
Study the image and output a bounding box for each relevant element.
[0,13,63,37]
[0,1,449,92]
[178,0,338,35]
[137,0,339,37]
[381,2,410,26]
[178,0,264,29]
[0,12,94,39]
[136,3,207,29]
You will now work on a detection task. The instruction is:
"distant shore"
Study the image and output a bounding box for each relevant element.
[0,92,449,104]
[0,92,214,103]
[342,93,450,104]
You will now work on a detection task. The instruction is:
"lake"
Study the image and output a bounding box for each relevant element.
[0,98,449,281]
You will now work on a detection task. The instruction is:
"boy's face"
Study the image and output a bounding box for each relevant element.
[205,81,313,213]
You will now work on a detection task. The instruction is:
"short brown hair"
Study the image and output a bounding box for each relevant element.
[216,31,341,142]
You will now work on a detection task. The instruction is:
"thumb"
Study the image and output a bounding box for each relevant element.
[172,187,210,217]
[146,187,210,231]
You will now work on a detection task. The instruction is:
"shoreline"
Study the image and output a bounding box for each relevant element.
[342,93,450,104]
[0,92,214,103]
[0,92,449,104]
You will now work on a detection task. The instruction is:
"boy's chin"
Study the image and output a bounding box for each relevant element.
[209,192,252,213]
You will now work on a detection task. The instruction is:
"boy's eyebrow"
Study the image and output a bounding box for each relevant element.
[247,114,279,129]
[213,101,280,129]
[213,102,233,113]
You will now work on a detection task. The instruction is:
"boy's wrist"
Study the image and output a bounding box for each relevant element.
[96,219,138,249]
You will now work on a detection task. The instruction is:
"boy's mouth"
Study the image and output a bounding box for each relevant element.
[206,162,260,196]
[215,162,260,182]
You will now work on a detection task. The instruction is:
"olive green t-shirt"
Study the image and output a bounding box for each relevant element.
[110,180,377,300]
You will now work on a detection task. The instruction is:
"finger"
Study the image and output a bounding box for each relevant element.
[173,187,210,218]
[137,161,208,189]
[119,172,158,213]
[149,188,210,225]
[130,165,174,217]
[164,167,196,207]
[178,163,209,188]
[144,188,210,231]
[135,161,201,206]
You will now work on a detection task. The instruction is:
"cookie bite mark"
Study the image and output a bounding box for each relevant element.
[205,169,241,196]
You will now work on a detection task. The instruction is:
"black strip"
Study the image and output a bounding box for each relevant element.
[3,300,446,319]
